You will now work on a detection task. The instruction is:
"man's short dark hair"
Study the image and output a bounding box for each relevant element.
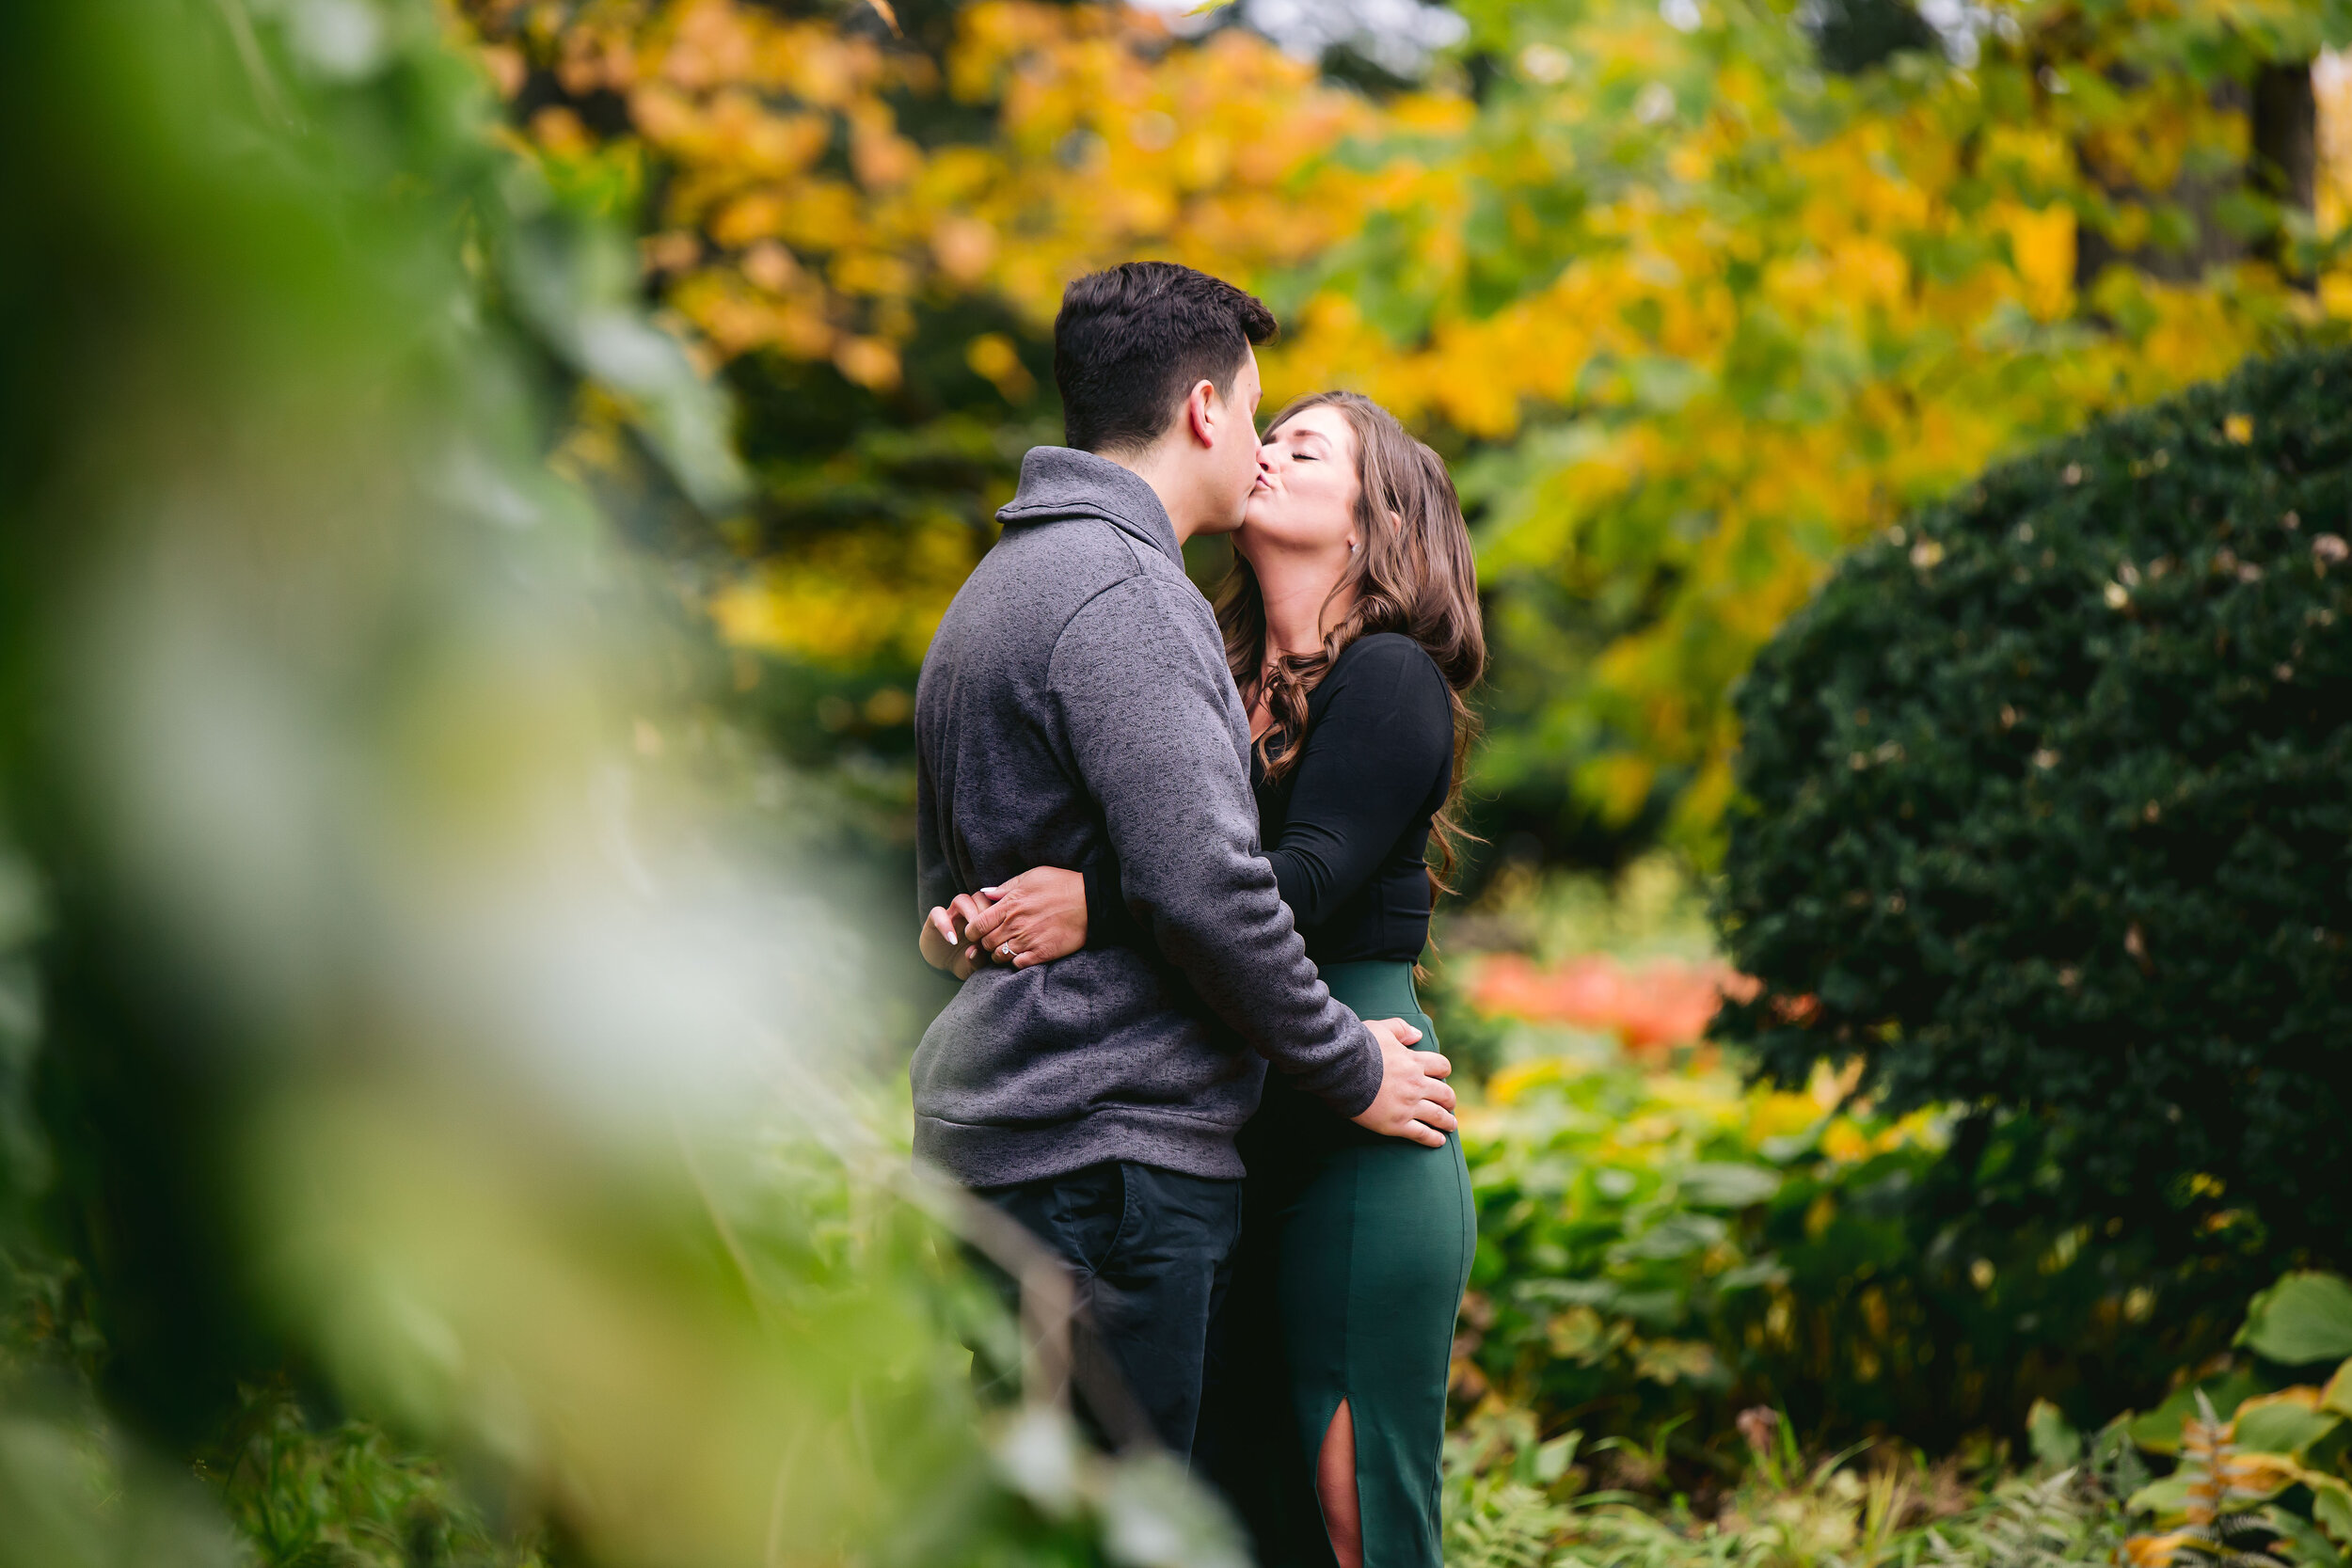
[1054,262,1278,454]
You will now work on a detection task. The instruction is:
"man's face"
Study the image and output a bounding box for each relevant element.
[1200,347,1264,534]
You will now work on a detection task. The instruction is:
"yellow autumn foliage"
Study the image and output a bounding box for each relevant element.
[458,0,2352,846]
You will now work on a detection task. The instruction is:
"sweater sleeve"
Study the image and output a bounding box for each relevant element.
[1047,576,1383,1117]
[914,750,959,921]
[1265,638,1454,927]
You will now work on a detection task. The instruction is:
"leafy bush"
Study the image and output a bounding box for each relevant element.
[1480,1263,2352,1568]
[2120,1270,2352,1564]
[1458,1046,2249,1457]
[1439,1386,2139,1568]
[1716,346,2352,1268]
[202,1386,545,1568]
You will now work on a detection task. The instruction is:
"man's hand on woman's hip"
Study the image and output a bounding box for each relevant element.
[1349,1019,1456,1147]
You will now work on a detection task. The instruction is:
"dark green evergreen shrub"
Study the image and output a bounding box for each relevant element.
[1806,0,1941,74]
[1715,346,2352,1269]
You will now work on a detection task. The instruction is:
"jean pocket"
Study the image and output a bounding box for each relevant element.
[1059,1160,1126,1275]
[1115,1162,1243,1266]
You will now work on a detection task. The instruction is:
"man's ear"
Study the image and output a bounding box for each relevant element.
[1184,378,1217,449]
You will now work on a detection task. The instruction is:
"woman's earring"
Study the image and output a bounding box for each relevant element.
[1348,539,1359,554]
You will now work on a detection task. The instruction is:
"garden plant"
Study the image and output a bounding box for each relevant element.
[1716,347,2352,1275]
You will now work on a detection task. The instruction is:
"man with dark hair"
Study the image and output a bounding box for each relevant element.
[1052,263,1279,454]
[912,261,1456,1459]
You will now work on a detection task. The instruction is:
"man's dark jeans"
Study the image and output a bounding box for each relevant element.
[973,1160,1243,1460]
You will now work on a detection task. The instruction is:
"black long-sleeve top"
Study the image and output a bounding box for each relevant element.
[1087,632,1455,965]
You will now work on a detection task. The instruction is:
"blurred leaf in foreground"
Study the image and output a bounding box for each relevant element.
[0,1,1238,1563]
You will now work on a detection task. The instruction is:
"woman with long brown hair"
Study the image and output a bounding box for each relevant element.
[944,390,1483,1568]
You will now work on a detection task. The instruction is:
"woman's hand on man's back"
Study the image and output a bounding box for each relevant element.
[919,892,995,978]
[963,867,1089,969]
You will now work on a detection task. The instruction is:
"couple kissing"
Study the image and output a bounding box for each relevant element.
[914,260,1483,1568]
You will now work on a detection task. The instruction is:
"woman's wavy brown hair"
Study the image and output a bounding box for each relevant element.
[1215,389,1486,893]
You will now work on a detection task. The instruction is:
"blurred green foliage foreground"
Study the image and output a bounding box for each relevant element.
[0,2,1241,1564]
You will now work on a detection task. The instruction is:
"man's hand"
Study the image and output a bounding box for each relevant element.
[964,866,1089,969]
[1348,1018,1456,1148]
[918,891,995,979]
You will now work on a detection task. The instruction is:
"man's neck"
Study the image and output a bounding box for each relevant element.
[1103,441,1213,545]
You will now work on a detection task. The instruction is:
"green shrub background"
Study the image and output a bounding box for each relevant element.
[1457,1044,2250,1465]
[1714,346,2352,1273]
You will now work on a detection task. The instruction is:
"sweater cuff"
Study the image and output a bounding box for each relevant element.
[1327,1023,1384,1119]
[1285,1020,1386,1120]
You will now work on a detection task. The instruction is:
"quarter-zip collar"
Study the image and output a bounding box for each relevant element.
[996,446,1184,571]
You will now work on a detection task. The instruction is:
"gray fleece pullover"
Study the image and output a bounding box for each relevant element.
[912,447,1383,1187]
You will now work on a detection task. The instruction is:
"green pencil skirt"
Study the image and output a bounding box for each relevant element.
[1208,960,1477,1568]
